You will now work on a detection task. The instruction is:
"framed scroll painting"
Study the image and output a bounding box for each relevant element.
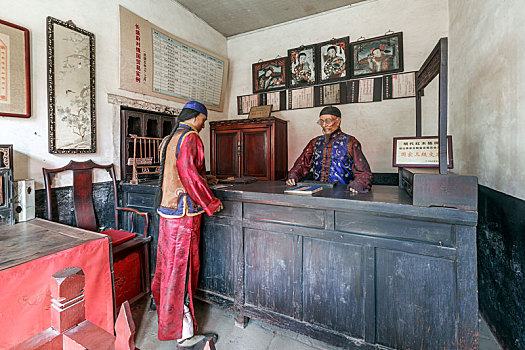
[316,37,349,84]
[350,32,403,78]
[0,19,31,118]
[47,17,96,154]
[252,57,288,93]
[288,44,317,88]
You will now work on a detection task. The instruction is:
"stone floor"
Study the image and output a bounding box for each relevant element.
[131,297,502,349]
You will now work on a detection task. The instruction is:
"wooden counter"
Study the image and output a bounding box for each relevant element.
[199,182,479,349]
[120,182,479,349]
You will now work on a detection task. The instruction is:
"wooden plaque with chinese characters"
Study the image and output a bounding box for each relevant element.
[119,6,229,112]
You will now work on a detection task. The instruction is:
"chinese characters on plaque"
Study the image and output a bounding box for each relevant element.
[346,77,382,103]
[237,91,287,115]
[288,87,314,110]
[314,83,346,106]
[383,72,415,99]
[393,136,453,168]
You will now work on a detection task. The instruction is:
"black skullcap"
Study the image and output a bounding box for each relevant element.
[320,106,341,118]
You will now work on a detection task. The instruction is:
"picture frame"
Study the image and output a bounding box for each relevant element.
[392,136,453,168]
[350,32,404,79]
[0,144,13,169]
[383,71,416,100]
[47,17,96,154]
[237,93,261,115]
[288,44,317,88]
[252,57,288,93]
[0,19,31,118]
[316,37,349,84]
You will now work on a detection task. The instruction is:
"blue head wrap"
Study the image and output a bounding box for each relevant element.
[183,101,208,117]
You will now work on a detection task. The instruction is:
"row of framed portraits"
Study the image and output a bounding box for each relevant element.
[252,32,403,93]
[238,71,415,115]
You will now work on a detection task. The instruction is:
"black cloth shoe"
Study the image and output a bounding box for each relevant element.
[177,333,217,350]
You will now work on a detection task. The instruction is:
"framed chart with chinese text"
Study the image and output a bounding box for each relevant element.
[119,6,229,112]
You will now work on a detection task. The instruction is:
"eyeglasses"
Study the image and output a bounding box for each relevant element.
[317,118,338,126]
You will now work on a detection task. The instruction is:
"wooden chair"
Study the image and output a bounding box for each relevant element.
[43,160,151,309]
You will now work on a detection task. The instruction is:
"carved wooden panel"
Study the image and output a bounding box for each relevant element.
[244,229,301,318]
[303,237,366,337]
[199,221,234,297]
[375,248,457,349]
[242,128,268,179]
[214,130,239,178]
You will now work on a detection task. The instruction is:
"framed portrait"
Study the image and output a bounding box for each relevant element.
[252,57,288,93]
[288,44,317,88]
[392,136,453,168]
[47,17,96,154]
[316,37,349,84]
[350,32,404,79]
[0,19,31,118]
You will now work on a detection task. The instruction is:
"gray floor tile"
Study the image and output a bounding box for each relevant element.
[132,297,503,350]
[131,297,339,350]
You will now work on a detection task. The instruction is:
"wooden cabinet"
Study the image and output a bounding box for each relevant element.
[120,108,176,182]
[210,117,288,181]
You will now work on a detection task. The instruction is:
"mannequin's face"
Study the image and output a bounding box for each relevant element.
[318,114,341,135]
[188,113,207,132]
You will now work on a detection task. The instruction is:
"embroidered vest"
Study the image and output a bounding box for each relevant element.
[158,124,204,218]
[312,132,353,184]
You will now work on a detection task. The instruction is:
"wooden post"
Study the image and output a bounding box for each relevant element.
[114,301,138,350]
[50,267,86,333]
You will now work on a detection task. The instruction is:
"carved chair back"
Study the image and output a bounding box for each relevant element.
[43,160,118,231]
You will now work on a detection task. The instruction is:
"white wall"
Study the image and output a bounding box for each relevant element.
[448,0,525,200]
[226,0,449,173]
[0,0,227,188]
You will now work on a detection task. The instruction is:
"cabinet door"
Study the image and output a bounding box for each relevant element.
[242,128,270,180]
[214,130,239,178]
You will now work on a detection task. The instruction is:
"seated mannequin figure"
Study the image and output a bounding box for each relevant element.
[286,106,373,193]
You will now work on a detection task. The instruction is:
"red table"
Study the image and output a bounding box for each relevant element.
[0,219,114,348]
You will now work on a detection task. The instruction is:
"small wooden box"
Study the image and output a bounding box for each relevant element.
[400,168,478,210]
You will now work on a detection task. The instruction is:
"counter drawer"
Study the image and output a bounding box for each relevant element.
[335,211,454,247]
[243,202,325,228]
[125,191,155,208]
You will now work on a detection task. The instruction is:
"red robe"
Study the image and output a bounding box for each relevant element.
[151,128,220,341]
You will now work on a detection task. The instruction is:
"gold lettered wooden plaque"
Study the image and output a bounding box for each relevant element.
[248,105,272,119]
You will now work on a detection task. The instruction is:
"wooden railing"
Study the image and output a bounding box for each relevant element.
[128,134,163,184]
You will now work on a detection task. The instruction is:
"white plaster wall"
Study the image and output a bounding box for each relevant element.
[0,0,227,188]
[226,0,449,173]
[448,0,525,200]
